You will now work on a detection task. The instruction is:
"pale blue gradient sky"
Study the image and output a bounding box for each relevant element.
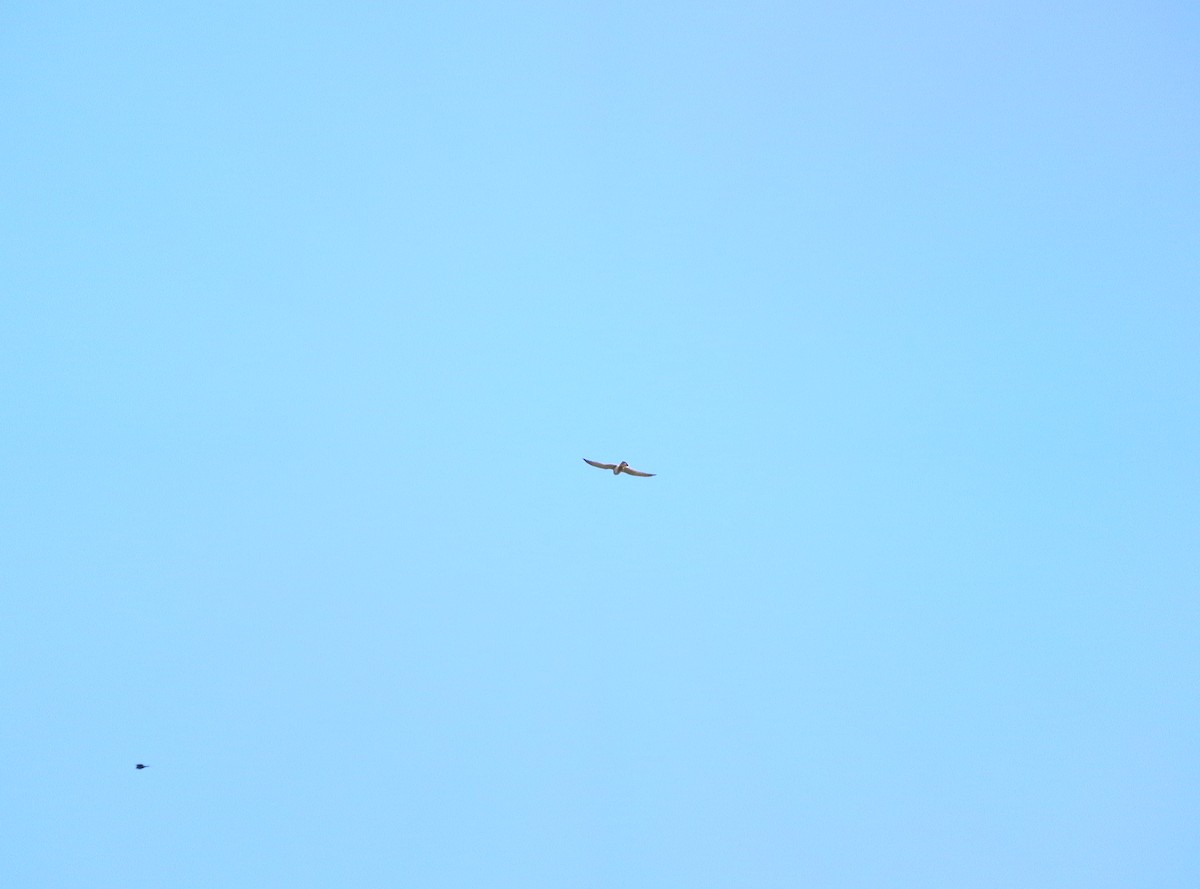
[2,3,1198,887]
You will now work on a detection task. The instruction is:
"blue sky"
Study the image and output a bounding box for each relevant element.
[2,2,1197,886]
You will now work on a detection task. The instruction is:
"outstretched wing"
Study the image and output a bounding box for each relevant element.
[583,458,618,470]
[619,466,655,477]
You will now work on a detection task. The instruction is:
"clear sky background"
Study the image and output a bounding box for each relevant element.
[2,2,1197,887]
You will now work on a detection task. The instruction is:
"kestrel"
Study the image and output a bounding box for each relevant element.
[583,458,655,477]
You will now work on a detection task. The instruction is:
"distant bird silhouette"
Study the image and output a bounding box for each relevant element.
[583,458,655,477]
[135,764,147,769]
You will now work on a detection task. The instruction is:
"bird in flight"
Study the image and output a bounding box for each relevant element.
[135,764,147,769]
[583,458,655,477]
